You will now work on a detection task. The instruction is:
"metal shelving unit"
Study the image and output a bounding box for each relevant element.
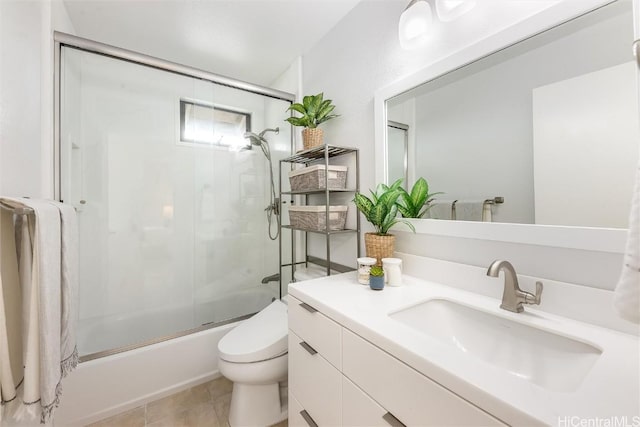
[279,144,360,287]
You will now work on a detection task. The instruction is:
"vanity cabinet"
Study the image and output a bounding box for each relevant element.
[288,295,506,427]
[288,295,343,426]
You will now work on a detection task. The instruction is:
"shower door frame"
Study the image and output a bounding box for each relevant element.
[53,32,295,362]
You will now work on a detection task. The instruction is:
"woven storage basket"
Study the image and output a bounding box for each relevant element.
[365,232,395,266]
[302,128,324,149]
[288,165,348,191]
[289,206,348,231]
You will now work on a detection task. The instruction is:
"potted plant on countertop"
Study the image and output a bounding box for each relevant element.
[397,177,443,218]
[368,265,385,291]
[285,93,339,149]
[353,179,415,266]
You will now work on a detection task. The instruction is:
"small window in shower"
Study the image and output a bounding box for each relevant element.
[180,100,251,149]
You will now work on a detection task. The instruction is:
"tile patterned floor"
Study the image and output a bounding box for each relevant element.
[87,376,288,427]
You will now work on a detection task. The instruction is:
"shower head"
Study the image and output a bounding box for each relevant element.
[243,127,280,145]
[258,127,279,138]
[243,131,264,146]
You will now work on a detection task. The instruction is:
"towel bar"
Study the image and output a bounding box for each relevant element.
[450,197,504,221]
[0,199,33,215]
[483,197,504,205]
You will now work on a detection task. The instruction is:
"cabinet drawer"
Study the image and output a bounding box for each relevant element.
[288,295,342,369]
[343,376,392,427]
[289,391,319,427]
[342,329,506,427]
[289,330,342,426]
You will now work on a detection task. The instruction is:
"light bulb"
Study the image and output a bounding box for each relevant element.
[399,0,433,50]
[435,0,476,22]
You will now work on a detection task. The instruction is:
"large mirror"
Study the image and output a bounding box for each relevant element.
[385,0,637,229]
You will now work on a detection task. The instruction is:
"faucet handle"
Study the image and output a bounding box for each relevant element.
[525,281,543,305]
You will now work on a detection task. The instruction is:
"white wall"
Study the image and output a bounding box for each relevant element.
[0,1,47,198]
[301,0,631,289]
[0,0,75,199]
[533,61,639,228]
[267,58,302,288]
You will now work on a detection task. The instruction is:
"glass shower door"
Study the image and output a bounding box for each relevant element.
[60,46,289,357]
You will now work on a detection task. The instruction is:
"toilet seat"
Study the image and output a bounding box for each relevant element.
[218,299,288,363]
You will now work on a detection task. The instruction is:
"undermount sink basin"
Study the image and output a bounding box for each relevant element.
[389,299,602,392]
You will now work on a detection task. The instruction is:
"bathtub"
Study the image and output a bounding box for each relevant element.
[77,286,276,357]
[55,287,276,426]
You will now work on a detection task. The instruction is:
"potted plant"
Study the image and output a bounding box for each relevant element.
[397,177,443,218]
[368,266,385,291]
[285,93,339,149]
[353,179,415,265]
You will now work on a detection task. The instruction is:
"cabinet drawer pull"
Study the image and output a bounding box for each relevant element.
[300,302,318,313]
[383,412,406,427]
[300,410,318,427]
[299,341,317,355]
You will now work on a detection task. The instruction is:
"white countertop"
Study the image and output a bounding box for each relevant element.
[288,271,640,426]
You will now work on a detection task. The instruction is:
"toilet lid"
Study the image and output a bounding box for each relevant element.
[218,299,288,363]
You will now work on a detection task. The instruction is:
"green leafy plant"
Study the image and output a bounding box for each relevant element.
[397,177,443,218]
[353,179,415,235]
[370,266,384,277]
[285,93,339,128]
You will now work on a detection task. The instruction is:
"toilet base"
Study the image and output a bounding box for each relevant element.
[228,382,288,427]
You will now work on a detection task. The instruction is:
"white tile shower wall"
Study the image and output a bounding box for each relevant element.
[301,0,630,290]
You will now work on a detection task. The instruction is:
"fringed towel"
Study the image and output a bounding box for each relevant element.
[0,205,22,419]
[0,198,79,423]
[614,166,640,324]
[48,201,79,377]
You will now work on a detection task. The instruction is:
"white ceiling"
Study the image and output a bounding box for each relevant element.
[62,0,362,87]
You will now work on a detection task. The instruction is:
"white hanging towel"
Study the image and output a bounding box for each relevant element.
[427,200,455,220]
[0,207,22,416]
[0,276,17,421]
[46,201,79,376]
[614,166,640,324]
[454,201,484,221]
[0,197,79,424]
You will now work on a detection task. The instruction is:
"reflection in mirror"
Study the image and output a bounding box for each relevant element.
[387,121,409,185]
[386,1,638,228]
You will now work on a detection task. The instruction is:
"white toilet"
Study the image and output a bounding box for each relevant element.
[218,266,335,426]
[218,298,289,427]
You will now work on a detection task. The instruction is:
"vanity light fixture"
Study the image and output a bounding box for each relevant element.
[399,0,477,50]
[399,0,433,50]
[435,0,477,22]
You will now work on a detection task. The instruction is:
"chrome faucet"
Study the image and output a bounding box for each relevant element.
[486,260,543,313]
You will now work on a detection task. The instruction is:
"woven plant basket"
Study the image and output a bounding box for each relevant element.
[365,232,395,266]
[302,127,324,150]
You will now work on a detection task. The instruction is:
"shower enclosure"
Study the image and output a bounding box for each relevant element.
[55,33,294,359]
